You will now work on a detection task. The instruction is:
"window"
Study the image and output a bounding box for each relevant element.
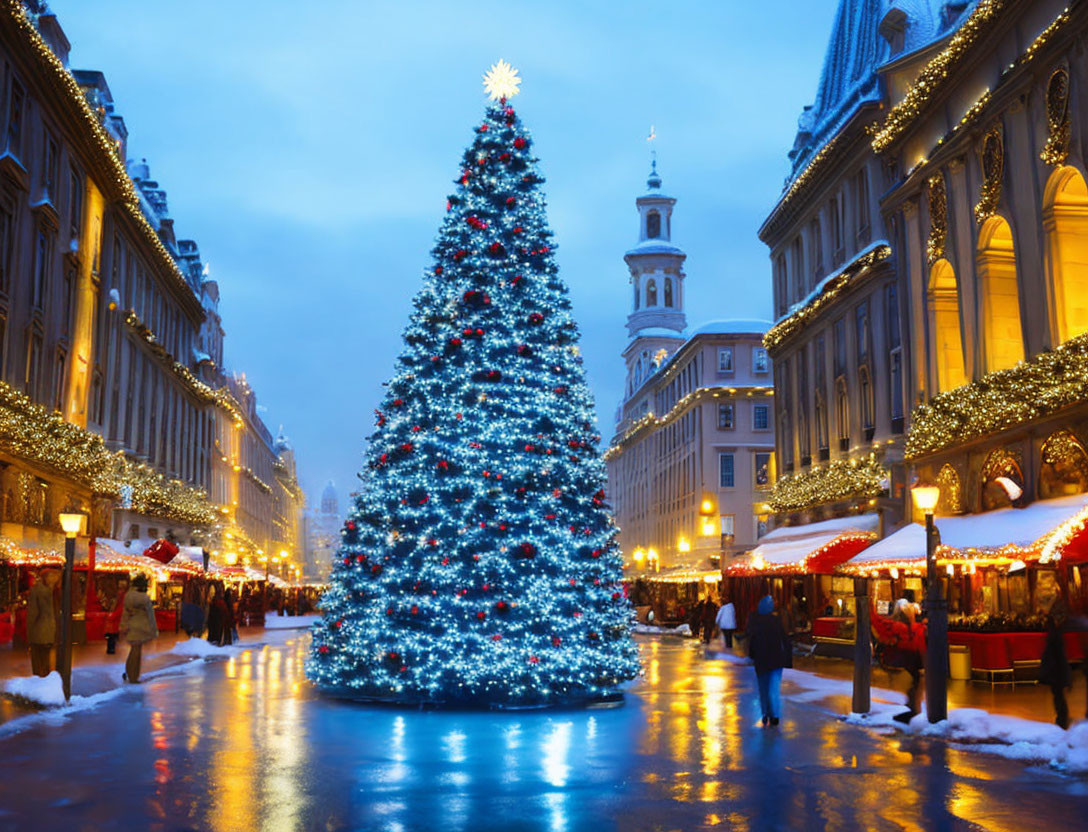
[68,167,82,243]
[42,133,58,200]
[664,277,673,308]
[816,394,829,454]
[754,452,771,486]
[62,267,74,334]
[32,227,51,310]
[756,517,769,539]
[855,301,870,361]
[833,318,846,376]
[719,453,735,488]
[646,210,661,239]
[633,281,639,310]
[775,254,787,317]
[836,379,850,449]
[753,347,768,373]
[717,347,733,372]
[889,349,904,431]
[646,278,657,306]
[791,238,803,303]
[809,218,823,281]
[0,202,13,292]
[24,329,42,399]
[5,80,24,156]
[753,403,769,430]
[720,514,735,543]
[53,349,66,412]
[718,403,734,430]
[886,283,901,349]
[856,169,871,244]
[830,196,844,262]
[859,367,874,432]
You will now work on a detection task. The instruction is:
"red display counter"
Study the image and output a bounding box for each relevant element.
[949,631,1085,671]
[154,609,176,633]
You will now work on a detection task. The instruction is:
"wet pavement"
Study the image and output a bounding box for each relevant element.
[0,633,1085,832]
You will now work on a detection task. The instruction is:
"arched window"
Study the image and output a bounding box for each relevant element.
[858,367,874,434]
[1043,165,1088,342]
[633,280,640,310]
[936,463,964,515]
[815,394,829,456]
[646,211,661,239]
[835,378,849,451]
[980,448,1024,511]
[1040,429,1088,499]
[775,254,788,317]
[646,278,658,307]
[977,216,1024,372]
[664,278,673,308]
[791,238,804,304]
[809,218,823,282]
[928,259,966,392]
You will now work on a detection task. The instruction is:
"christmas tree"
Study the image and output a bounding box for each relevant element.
[307,62,640,706]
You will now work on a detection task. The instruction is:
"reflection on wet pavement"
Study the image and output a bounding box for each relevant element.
[0,634,1084,831]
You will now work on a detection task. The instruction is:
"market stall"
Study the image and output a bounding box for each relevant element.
[722,514,878,638]
[626,568,720,626]
[841,492,1088,680]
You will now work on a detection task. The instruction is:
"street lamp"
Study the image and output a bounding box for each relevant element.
[912,484,946,723]
[58,511,86,703]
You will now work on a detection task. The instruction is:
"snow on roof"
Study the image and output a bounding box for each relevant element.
[773,240,889,326]
[689,319,772,337]
[627,327,685,343]
[624,239,685,257]
[850,493,1088,564]
[751,514,880,566]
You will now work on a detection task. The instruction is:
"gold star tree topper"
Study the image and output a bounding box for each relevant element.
[483,60,521,100]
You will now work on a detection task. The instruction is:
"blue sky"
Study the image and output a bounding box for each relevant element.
[50,0,834,504]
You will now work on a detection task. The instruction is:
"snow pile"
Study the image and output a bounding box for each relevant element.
[170,638,241,658]
[263,615,319,630]
[845,706,1088,773]
[3,672,65,706]
[632,623,692,636]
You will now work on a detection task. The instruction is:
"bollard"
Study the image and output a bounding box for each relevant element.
[852,575,871,715]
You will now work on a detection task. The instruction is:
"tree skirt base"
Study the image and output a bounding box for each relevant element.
[314,684,626,711]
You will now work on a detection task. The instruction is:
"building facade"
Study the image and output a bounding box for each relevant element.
[758,1,977,532]
[874,0,1088,537]
[0,2,303,572]
[606,166,775,579]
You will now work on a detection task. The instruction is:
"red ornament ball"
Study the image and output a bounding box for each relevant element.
[514,136,528,149]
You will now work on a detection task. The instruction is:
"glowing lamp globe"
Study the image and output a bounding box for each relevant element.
[59,512,85,537]
[912,485,940,514]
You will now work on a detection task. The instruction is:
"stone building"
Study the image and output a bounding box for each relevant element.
[758,1,977,533]
[606,165,775,585]
[0,2,303,571]
[758,0,1088,621]
[302,481,339,583]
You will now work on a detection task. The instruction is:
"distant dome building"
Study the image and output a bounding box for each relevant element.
[303,480,341,582]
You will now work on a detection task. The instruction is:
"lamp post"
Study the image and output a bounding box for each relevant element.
[57,511,86,703]
[912,484,946,723]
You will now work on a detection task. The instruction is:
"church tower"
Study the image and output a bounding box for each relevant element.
[621,160,687,401]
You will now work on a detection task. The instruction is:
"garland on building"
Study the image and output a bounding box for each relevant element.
[0,380,218,527]
[906,332,1088,460]
[763,245,891,353]
[768,454,888,514]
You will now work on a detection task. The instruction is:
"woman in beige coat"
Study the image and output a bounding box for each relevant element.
[119,573,158,683]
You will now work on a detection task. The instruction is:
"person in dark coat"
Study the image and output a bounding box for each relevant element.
[1039,608,1072,730]
[206,585,226,645]
[701,598,720,645]
[688,599,705,640]
[746,595,791,726]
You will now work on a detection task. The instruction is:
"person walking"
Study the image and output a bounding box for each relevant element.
[746,595,792,727]
[701,597,720,646]
[1039,607,1072,729]
[872,597,927,723]
[104,577,129,655]
[27,569,59,677]
[119,573,158,683]
[716,597,737,649]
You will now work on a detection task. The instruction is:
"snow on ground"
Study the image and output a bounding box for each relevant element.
[3,672,65,706]
[263,615,319,630]
[632,623,692,636]
[169,638,243,658]
[777,663,1088,774]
